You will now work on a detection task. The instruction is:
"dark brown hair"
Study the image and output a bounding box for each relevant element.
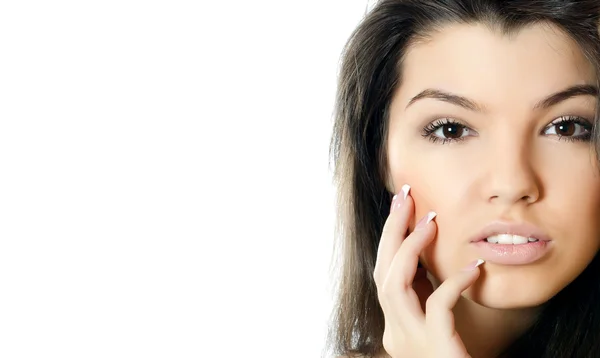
[326,1,600,357]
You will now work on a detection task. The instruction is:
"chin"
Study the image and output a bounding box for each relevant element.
[461,274,561,310]
[462,289,549,310]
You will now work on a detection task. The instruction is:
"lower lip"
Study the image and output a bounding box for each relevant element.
[471,240,550,265]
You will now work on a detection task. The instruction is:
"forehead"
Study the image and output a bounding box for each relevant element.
[394,23,595,109]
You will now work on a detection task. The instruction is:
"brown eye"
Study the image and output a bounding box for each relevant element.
[442,123,464,139]
[554,122,575,136]
[543,116,591,140]
[423,118,475,144]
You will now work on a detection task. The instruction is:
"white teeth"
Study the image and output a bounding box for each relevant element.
[486,236,499,244]
[485,234,536,245]
[498,234,518,244]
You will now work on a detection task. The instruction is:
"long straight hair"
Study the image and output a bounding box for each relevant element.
[326,1,600,357]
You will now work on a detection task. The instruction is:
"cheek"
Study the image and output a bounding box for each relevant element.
[386,140,410,193]
[387,155,474,279]
[543,160,600,246]
[548,181,600,267]
[388,153,474,228]
[417,225,466,286]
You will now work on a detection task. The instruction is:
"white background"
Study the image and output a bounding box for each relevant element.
[0,1,369,357]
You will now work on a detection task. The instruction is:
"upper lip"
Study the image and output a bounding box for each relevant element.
[469,221,552,242]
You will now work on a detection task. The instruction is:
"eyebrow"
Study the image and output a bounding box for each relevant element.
[407,89,485,112]
[533,84,598,110]
[406,85,599,112]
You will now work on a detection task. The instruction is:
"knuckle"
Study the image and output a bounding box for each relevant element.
[380,274,399,296]
[425,294,439,311]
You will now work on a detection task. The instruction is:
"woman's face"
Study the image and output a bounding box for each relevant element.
[386,23,600,309]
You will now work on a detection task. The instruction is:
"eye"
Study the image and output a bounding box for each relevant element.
[422,118,476,144]
[543,116,592,142]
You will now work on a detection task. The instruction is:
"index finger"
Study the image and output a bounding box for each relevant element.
[373,184,413,284]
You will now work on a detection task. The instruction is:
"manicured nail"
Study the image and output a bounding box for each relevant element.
[401,184,410,200]
[390,195,398,211]
[415,211,436,229]
[391,184,411,212]
[462,259,485,271]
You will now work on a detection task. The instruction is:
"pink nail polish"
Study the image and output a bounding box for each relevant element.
[415,211,436,229]
[462,259,485,271]
[390,195,398,211]
[391,185,411,212]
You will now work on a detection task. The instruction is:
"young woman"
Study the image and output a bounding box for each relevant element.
[326,1,600,357]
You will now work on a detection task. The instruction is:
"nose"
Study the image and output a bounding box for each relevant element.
[482,140,541,206]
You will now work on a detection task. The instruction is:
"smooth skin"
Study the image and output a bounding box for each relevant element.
[338,22,600,358]
[373,185,482,358]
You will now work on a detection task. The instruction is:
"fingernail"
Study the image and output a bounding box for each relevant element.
[415,211,436,229]
[462,259,485,272]
[391,184,411,212]
[401,184,410,200]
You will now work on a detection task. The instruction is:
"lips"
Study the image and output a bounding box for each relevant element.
[469,221,553,265]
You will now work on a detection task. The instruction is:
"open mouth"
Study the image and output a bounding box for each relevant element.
[469,221,552,265]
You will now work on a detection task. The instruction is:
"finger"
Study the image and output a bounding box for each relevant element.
[381,212,437,324]
[425,259,484,341]
[384,211,437,291]
[373,184,413,284]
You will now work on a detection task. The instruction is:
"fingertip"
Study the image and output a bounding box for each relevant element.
[390,186,414,216]
[401,184,411,200]
[426,211,437,224]
[461,258,485,272]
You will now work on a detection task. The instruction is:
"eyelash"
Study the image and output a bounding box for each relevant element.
[552,116,593,142]
[422,118,468,145]
[421,116,593,145]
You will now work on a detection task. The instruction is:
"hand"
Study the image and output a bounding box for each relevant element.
[372,185,484,358]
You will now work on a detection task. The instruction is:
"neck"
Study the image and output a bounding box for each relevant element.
[452,297,541,358]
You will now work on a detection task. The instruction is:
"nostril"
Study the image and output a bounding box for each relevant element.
[522,195,538,203]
